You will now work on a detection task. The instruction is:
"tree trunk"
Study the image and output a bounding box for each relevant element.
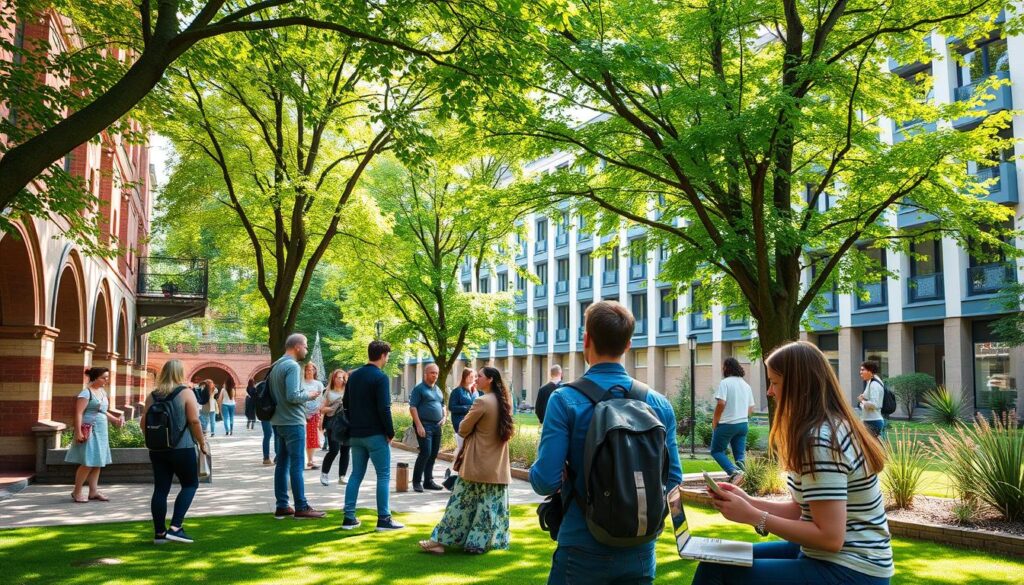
[268,312,289,361]
[754,308,802,433]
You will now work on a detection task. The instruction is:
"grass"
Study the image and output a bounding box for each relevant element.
[2,505,1021,584]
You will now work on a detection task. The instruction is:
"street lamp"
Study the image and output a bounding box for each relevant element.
[687,333,697,458]
[375,320,383,340]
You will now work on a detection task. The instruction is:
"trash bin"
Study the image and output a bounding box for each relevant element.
[396,462,409,492]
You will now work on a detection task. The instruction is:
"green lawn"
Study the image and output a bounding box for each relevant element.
[2,505,1020,584]
[514,412,540,427]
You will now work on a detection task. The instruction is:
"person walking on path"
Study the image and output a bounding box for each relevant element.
[269,333,326,520]
[302,362,325,469]
[533,364,562,424]
[199,380,218,437]
[710,357,756,485]
[419,366,514,555]
[66,367,125,503]
[530,301,682,585]
[220,384,237,436]
[858,361,886,439]
[410,364,446,492]
[692,341,893,585]
[341,340,404,532]
[244,379,257,430]
[447,368,478,460]
[142,359,208,544]
[320,369,350,486]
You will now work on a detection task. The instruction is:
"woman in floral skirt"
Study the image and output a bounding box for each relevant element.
[419,366,513,555]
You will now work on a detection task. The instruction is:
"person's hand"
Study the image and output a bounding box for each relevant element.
[74,430,85,443]
[416,424,426,438]
[710,486,761,525]
[713,481,752,502]
[310,389,322,399]
[199,442,209,455]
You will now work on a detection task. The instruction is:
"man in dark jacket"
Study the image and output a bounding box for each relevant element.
[340,340,404,532]
[534,364,563,424]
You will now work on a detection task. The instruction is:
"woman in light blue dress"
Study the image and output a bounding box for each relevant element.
[66,367,124,503]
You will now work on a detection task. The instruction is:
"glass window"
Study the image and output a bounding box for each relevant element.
[914,325,945,387]
[536,263,547,285]
[516,272,526,291]
[664,348,681,367]
[634,350,648,369]
[462,282,471,293]
[605,246,619,272]
[580,252,592,277]
[816,333,840,376]
[557,212,569,235]
[973,321,1016,411]
[557,258,569,282]
[629,239,645,267]
[536,309,548,335]
[862,330,889,378]
[695,345,713,365]
[536,219,548,241]
[557,305,569,329]
[478,277,489,294]
[960,39,1009,86]
[497,272,508,292]
[911,240,942,276]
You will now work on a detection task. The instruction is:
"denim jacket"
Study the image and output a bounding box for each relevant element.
[448,386,478,432]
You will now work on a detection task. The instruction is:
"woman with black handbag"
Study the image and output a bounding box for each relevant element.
[320,369,350,486]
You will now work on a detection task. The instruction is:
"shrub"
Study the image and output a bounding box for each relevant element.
[391,407,413,437]
[881,426,928,509]
[509,426,540,467]
[921,386,968,426]
[61,420,145,449]
[441,423,456,452]
[951,498,982,524]
[933,412,1024,522]
[745,425,763,452]
[696,420,713,447]
[742,454,785,496]
[885,373,937,419]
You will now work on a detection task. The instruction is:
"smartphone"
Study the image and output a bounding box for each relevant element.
[703,471,727,498]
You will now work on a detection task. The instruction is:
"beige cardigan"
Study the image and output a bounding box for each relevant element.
[455,392,512,485]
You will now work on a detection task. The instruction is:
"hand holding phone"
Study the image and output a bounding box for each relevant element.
[703,471,728,498]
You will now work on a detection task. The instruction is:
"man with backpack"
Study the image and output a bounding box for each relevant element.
[530,301,682,584]
[858,360,888,438]
[268,333,326,520]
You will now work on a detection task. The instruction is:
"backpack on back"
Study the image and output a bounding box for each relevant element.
[877,377,897,417]
[254,361,281,422]
[562,377,670,548]
[144,386,188,451]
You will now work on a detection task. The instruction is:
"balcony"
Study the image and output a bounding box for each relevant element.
[892,120,937,143]
[535,239,548,254]
[555,280,569,295]
[968,263,1015,296]
[534,284,547,298]
[602,271,618,286]
[725,314,748,328]
[577,231,591,243]
[515,334,526,346]
[536,330,547,344]
[856,281,887,309]
[659,317,678,333]
[690,313,711,331]
[556,232,568,248]
[974,161,1019,205]
[629,264,646,281]
[136,257,209,335]
[908,273,944,303]
[953,70,1012,128]
[633,319,647,336]
[578,275,592,290]
[514,290,525,304]
[556,328,569,343]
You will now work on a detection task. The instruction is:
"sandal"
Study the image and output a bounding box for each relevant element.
[418,540,445,555]
[88,492,110,502]
[71,492,88,504]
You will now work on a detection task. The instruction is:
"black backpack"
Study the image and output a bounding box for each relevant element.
[254,362,282,422]
[562,377,670,547]
[144,386,188,451]
[877,377,897,417]
[327,407,351,445]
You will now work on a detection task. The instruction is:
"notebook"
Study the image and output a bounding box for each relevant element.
[667,484,753,566]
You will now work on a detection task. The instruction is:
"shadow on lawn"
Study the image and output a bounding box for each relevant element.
[2,505,1021,584]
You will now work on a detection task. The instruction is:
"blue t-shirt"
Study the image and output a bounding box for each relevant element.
[529,362,683,553]
[410,382,444,424]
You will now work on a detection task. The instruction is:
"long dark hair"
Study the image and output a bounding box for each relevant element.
[481,366,515,443]
[722,357,745,378]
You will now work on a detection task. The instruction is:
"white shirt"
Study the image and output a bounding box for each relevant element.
[714,376,755,424]
[860,378,885,422]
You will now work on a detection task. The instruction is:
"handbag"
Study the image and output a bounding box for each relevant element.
[328,409,351,445]
[78,423,93,443]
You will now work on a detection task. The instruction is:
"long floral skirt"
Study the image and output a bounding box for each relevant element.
[430,478,510,551]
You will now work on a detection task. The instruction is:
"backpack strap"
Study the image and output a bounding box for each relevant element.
[563,376,650,403]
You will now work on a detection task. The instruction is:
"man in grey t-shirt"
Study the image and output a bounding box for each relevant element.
[409,363,446,492]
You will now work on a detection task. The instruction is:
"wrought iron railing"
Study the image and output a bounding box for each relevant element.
[138,257,208,298]
[968,263,1015,296]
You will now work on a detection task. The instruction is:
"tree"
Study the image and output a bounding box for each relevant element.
[0,0,491,240]
[338,150,520,393]
[489,0,1020,363]
[158,25,431,357]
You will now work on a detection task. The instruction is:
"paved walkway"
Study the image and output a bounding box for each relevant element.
[0,425,545,529]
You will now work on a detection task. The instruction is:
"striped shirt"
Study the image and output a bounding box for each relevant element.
[787,422,894,578]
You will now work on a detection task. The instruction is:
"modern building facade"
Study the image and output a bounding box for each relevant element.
[399,23,1024,418]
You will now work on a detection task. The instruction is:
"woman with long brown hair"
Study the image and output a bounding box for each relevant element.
[693,341,893,584]
[320,369,350,486]
[418,366,514,555]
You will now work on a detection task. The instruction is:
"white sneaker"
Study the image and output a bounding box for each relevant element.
[339,475,347,485]
[320,473,329,486]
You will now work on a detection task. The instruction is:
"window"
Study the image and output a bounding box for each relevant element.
[856,247,886,308]
[463,282,471,292]
[516,316,527,344]
[862,329,889,379]
[603,246,619,284]
[695,345,713,365]
[497,272,508,292]
[478,276,489,294]
[972,321,1015,411]
[816,333,840,376]
[629,240,646,281]
[909,239,943,302]
[516,272,527,292]
[557,258,569,282]
[536,263,547,285]
[536,219,548,242]
[536,309,548,343]
[633,350,648,369]
[557,305,569,329]
[579,301,591,340]
[659,289,678,332]
[665,348,681,367]
[580,252,592,277]
[631,293,647,335]
[958,39,1009,88]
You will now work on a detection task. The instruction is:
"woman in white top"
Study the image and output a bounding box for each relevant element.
[711,357,756,484]
[220,384,237,435]
[320,369,350,486]
[302,362,325,469]
[857,361,886,439]
[693,341,892,585]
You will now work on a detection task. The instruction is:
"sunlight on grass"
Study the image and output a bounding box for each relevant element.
[2,505,1021,583]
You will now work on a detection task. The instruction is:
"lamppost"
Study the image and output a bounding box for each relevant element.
[375,320,383,340]
[687,333,697,458]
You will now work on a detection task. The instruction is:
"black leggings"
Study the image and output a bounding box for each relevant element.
[321,417,350,477]
[150,447,199,534]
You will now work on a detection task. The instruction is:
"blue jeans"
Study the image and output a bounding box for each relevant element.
[692,541,890,585]
[710,422,748,475]
[864,419,885,439]
[273,424,309,511]
[548,544,656,584]
[221,404,236,434]
[149,447,199,535]
[261,420,275,460]
[344,434,391,518]
[201,412,217,435]
[413,421,442,485]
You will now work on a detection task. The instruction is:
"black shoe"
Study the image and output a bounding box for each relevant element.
[424,482,443,491]
[341,516,361,530]
[376,516,405,531]
[442,474,457,491]
[154,533,168,545]
[444,468,451,479]
[413,483,424,493]
[165,528,194,543]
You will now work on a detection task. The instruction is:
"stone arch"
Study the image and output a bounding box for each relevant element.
[115,299,130,358]
[249,364,273,383]
[52,247,86,343]
[188,361,241,391]
[91,280,113,353]
[0,221,45,327]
